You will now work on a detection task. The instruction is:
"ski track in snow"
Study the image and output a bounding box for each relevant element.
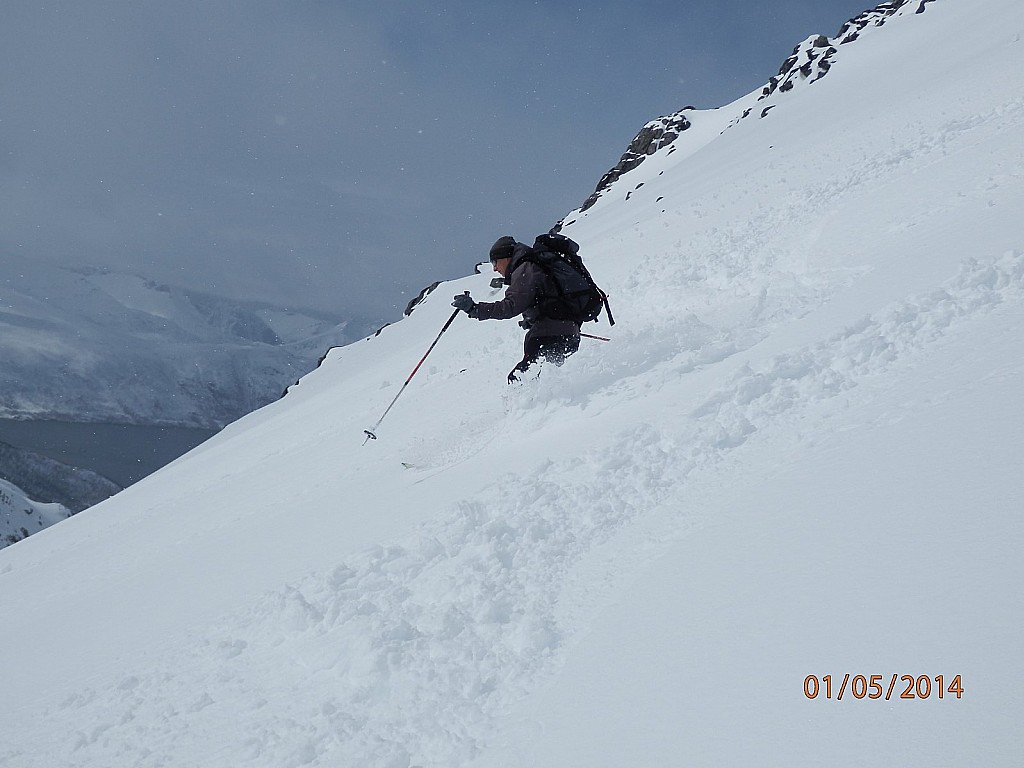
[18,249,1022,768]
[692,251,1024,451]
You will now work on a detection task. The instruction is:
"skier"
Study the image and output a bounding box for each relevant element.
[452,236,582,383]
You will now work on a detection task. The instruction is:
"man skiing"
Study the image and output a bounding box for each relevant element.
[452,235,582,383]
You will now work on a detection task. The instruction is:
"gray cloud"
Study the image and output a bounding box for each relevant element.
[1,0,871,328]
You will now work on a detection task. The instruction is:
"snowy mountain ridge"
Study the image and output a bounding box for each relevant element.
[1,0,1022,765]
[573,0,939,217]
[756,0,939,101]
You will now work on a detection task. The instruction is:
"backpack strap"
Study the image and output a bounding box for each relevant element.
[601,292,615,326]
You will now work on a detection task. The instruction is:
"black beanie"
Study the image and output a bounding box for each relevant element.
[489,236,516,262]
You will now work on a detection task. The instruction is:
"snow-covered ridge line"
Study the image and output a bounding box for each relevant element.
[757,0,938,103]
[572,0,942,217]
[574,111,695,214]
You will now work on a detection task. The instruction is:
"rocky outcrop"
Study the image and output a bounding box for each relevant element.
[577,111,694,213]
[567,0,941,219]
[404,281,442,316]
[761,0,938,100]
[759,34,836,100]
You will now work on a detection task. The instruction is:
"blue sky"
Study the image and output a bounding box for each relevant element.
[1,0,872,330]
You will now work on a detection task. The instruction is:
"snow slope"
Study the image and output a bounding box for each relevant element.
[1,0,1023,765]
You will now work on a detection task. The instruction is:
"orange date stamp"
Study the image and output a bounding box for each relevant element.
[803,674,964,701]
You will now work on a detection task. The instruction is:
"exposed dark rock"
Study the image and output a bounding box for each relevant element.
[404,281,441,316]
[578,112,692,213]
[759,0,938,104]
[564,0,938,223]
[5,527,30,546]
[836,1,914,45]
[762,34,838,99]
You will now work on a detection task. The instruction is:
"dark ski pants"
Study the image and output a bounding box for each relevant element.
[508,334,580,383]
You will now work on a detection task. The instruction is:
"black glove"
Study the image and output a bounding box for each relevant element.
[452,293,477,316]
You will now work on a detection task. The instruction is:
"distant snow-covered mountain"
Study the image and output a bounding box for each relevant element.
[0,256,370,427]
[0,475,71,547]
[0,439,120,515]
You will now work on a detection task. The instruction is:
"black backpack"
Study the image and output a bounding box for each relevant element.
[520,233,615,326]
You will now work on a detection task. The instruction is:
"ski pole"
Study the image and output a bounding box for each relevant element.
[363,294,466,444]
[581,332,611,342]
